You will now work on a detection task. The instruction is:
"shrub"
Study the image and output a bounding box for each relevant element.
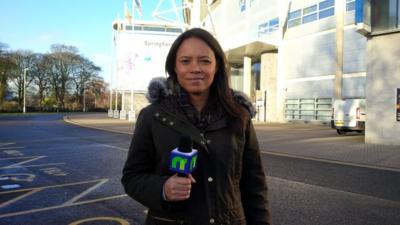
[0,101,19,113]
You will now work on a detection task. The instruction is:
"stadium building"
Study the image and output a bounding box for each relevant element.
[198,0,399,144]
[110,0,400,145]
[108,1,184,121]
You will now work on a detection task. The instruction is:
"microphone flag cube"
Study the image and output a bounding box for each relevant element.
[169,148,198,175]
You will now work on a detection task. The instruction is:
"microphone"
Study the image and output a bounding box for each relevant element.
[169,135,198,176]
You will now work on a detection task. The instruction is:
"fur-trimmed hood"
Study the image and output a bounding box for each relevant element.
[146,77,256,118]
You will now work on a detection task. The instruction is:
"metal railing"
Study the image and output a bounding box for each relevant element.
[285,98,333,122]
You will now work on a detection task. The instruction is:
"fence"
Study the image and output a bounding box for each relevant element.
[285,98,333,122]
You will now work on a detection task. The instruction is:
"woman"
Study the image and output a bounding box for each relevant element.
[122,28,271,225]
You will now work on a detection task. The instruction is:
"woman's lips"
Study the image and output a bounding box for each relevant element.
[187,77,204,81]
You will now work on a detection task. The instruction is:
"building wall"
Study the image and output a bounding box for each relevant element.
[283,3,366,100]
[365,32,400,145]
[206,0,279,48]
[205,0,367,122]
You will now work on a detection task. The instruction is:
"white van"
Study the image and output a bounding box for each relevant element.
[331,99,366,135]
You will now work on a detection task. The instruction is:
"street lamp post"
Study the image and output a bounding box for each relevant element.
[23,68,29,114]
[83,86,86,112]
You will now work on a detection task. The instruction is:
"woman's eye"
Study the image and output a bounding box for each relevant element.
[180,59,190,64]
[201,60,211,64]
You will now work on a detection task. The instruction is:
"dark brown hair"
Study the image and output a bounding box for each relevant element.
[165,28,248,133]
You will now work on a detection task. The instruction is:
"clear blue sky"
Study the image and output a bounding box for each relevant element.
[0,0,184,84]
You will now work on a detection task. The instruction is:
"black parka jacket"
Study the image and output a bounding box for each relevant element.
[121,78,271,225]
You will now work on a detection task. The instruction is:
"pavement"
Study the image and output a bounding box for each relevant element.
[64,113,400,172]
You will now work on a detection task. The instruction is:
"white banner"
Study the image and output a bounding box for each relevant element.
[114,31,178,91]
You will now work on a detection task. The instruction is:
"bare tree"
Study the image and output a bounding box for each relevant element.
[9,50,38,109]
[71,56,101,109]
[31,53,51,110]
[86,78,107,109]
[48,44,80,111]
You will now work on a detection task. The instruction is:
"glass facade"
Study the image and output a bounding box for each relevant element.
[346,0,356,11]
[287,0,336,28]
[372,0,400,32]
[252,62,261,91]
[258,17,279,36]
[239,0,246,12]
[230,66,244,92]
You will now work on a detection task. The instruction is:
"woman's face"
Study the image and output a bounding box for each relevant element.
[175,37,217,96]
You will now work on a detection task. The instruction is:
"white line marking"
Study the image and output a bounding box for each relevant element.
[0,155,66,169]
[1,184,21,190]
[96,143,127,152]
[1,156,46,168]
[2,163,66,169]
[262,151,400,173]
[0,147,24,150]
[63,179,109,205]
[0,189,41,208]
[0,143,15,147]
[0,156,36,160]
[0,179,108,194]
[0,194,128,219]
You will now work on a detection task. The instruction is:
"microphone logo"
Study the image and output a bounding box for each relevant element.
[169,135,198,175]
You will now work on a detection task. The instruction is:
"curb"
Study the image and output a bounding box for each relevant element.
[63,115,133,135]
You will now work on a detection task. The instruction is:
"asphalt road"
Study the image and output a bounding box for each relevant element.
[1,114,399,225]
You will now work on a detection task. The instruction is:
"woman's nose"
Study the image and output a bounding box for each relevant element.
[190,62,201,73]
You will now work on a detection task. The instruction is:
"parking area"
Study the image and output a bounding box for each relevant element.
[65,113,400,172]
[254,122,400,172]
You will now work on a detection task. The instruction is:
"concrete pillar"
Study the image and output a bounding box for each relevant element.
[113,90,119,118]
[243,56,252,98]
[120,90,126,120]
[334,0,345,100]
[275,0,290,123]
[261,52,278,122]
[108,89,113,117]
[191,0,201,28]
[365,33,400,145]
[129,89,136,122]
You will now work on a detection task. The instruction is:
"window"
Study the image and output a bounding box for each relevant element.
[240,0,257,12]
[319,7,335,19]
[288,9,302,28]
[319,0,335,19]
[302,4,318,24]
[258,17,279,36]
[303,13,318,24]
[372,0,399,32]
[319,0,335,10]
[239,0,246,12]
[346,0,355,11]
[269,17,279,32]
[303,4,318,15]
[287,0,336,29]
[252,62,260,91]
[143,26,165,32]
[166,28,182,33]
[288,9,302,20]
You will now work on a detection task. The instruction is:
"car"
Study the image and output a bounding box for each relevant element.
[331,98,366,135]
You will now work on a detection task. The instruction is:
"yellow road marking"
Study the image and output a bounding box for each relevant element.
[69,216,130,225]
[0,189,41,208]
[0,194,127,219]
